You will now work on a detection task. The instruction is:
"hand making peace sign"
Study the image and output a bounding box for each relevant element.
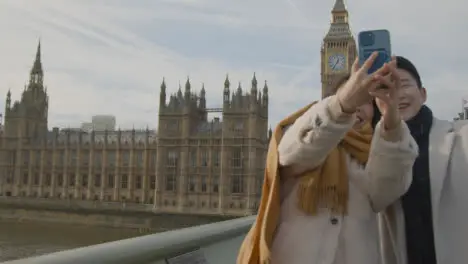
[337,52,392,113]
[369,58,402,131]
[336,52,402,130]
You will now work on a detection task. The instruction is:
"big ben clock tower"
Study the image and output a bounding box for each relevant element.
[321,0,357,98]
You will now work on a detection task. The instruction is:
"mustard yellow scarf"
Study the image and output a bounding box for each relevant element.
[297,111,372,215]
[237,101,373,264]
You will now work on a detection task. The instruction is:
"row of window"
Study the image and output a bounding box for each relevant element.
[4,172,157,190]
[3,148,263,169]
[2,172,259,195]
[4,150,156,167]
[4,191,153,204]
[171,148,246,168]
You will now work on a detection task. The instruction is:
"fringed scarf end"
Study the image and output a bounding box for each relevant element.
[297,180,348,216]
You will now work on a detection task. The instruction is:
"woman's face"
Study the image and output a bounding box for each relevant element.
[354,102,374,129]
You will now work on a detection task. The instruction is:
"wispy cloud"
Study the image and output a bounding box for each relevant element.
[0,0,466,129]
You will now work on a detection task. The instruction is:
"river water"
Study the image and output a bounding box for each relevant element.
[0,220,150,262]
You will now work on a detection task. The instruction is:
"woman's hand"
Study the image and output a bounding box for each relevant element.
[369,59,401,131]
[337,52,392,113]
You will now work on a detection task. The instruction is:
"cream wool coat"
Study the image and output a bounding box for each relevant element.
[271,96,418,264]
[379,118,468,264]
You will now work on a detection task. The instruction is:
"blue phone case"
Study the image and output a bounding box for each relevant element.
[358,29,392,74]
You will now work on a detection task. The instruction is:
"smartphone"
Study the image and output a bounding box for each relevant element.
[358,29,392,74]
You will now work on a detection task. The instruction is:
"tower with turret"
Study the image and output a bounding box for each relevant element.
[321,0,356,98]
[156,73,268,215]
[4,41,49,142]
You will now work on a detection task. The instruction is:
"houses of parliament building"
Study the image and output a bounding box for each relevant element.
[0,40,270,216]
[0,0,357,216]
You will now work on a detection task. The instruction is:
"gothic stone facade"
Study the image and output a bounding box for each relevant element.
[156,74,269,216]
[0,42,269,217]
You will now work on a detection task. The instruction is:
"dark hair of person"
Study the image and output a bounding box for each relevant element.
[396,56,423,88]
[371,100,381,129]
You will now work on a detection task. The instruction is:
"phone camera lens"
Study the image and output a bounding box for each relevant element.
[368,33,374,44]
[360,32,375,46]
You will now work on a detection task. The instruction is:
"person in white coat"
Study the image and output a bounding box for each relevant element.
[376,56,468,264]
[266,54,418,264]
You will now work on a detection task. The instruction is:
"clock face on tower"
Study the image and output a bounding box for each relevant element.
[328,54,346,71]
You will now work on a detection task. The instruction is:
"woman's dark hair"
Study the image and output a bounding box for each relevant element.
[371,100,381,129]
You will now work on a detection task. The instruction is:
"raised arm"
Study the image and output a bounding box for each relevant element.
[365,120,418,212]
[278,95,355,176]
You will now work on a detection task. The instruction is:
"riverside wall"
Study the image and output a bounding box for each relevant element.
[0,197,235,231]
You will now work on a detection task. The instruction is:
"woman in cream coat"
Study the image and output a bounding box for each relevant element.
[269,56,419,264]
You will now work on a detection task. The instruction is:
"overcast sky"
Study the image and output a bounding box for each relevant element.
[0,0,465,129]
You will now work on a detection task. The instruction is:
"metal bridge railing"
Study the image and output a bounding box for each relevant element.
[2,215,256,264]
